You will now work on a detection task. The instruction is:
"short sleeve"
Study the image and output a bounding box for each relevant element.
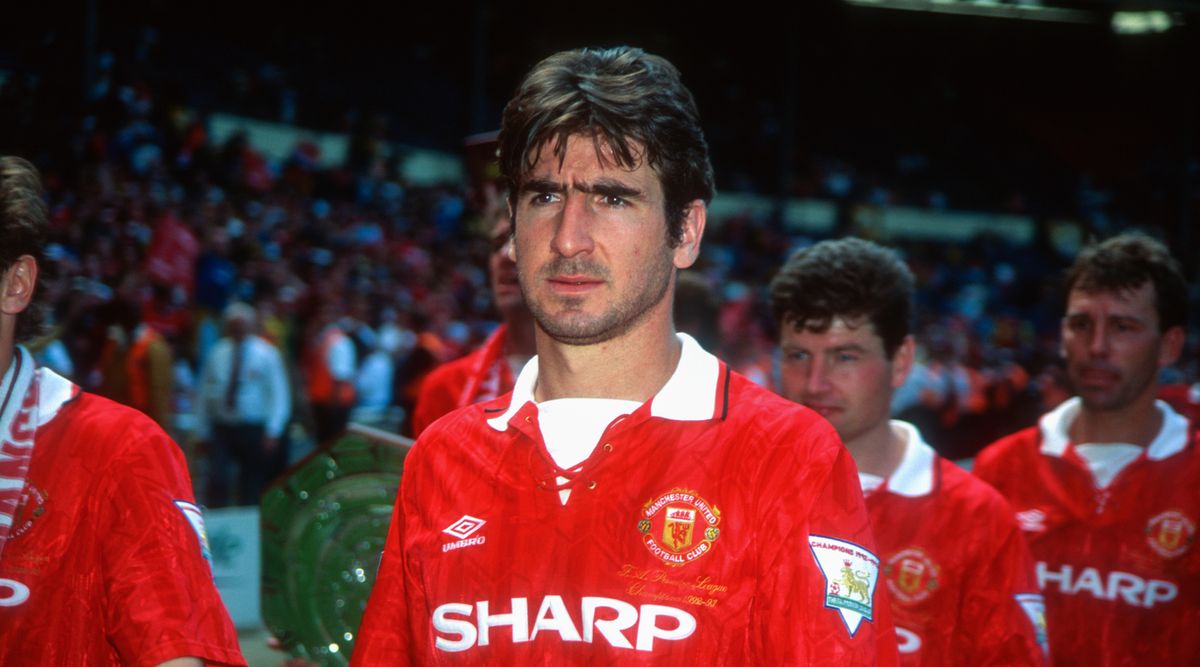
[99,416,245,667]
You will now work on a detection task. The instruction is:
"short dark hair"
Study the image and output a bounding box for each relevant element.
[1065,232,1187,332]
[499,46,715,247]
[0,156,47,341]
[768,237,914,358]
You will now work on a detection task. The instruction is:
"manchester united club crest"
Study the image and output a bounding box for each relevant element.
[10,483,47,540]
[1145,509,1196,559]
[638,488,720,567]
[883,547,940,604]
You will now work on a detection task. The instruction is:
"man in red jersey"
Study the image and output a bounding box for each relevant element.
[975,233,1197,665]
[411,199,536,436]
[769,237,1048,666]
[353,47,898,665]
[0,156,245,667]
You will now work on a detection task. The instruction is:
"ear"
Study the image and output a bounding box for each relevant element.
[891,335,916,390]
[1159,325,1184,368]
[672,200,706,270]
[1,255,38,317]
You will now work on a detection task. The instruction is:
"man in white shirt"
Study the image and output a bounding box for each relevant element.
[196,302,290,507]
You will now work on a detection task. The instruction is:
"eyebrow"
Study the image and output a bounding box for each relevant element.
[521,177,645,200]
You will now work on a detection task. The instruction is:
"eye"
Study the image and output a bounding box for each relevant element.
[1065,316,1091,332]
[783,349,809,362]
[529,192,557,206]
[835,352,860,364]
[601,194,628,208]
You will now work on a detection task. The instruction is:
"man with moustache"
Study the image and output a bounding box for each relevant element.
[353,47,897,665]
[975,233,1198,664]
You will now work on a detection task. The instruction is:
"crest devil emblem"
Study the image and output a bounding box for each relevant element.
[638,488,720,567]
[883,547,939,604]
[10,484,48,540]
[1145,509,1196,559]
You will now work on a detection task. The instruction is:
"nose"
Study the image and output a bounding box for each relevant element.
[550,195,594,258]
[1087,322,1111,358]
[804,357,832,396]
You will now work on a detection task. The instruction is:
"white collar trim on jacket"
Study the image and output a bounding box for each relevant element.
[487,333,720,432]
[1038,396,1189,461]
[883,420,937,497]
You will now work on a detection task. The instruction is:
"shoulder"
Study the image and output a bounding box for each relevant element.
[422,350,482,388]
[724,370,836,449]
[42,390,176,458]
[937,457,1020,523]
[974,425,1041,476]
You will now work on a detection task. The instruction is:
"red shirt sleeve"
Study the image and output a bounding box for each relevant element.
[99,415,245,667]
[753,419,900,665]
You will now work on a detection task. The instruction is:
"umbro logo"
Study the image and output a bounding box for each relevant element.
[443,515,487,552]
[1016,508,1047,533]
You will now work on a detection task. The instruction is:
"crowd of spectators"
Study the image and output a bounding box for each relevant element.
[3,51,1195,507]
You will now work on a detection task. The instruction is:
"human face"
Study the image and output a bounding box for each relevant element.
[488,212,524,317]
[778,317,912,448]
[512,135,702,346]
[1062,283,1182,412]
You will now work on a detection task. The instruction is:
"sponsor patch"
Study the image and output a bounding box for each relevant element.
[638,488,721,567]
[174,500,213,567]
[1015,593,1050,658]
[809,535,879,636]
[1145,509,1195,559]
[10,483,47,540]
[883,547,939,604]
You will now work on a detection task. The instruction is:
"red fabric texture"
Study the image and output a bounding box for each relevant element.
[412,325,514,437]
[868,456,1046,665]
[353,366,898,665]
[975,426,1200,666]
[0,389,244,666]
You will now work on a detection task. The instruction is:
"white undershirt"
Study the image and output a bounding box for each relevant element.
[858,473,885,494]
[538,398,640,505]
[1073,443,1143,489]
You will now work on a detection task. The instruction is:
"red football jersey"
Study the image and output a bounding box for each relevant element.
[412,325,516,437]
[867,422,1047,666]
[0,369,245,666]
[975,398,1200,665]
[354,336,899,665]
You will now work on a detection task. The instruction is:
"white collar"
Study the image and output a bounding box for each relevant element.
[1038,396,1189,461]
[0,349,77,441]
[882,420,937,497]
[487,333,720,432]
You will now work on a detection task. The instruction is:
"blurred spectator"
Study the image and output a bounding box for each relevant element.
[96,295,175,432]
[411,200,534,436]
[303,305,356,445]
[195,302,291,507]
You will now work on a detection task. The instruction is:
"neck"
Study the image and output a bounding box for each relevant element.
[533,321,681,403]
[1070,391,1163,447]
[844,419,907,478]
[503,311,538,358]
[0,321,15,380]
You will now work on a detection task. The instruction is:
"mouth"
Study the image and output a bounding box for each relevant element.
[548,275,604,294]
[1076,365,1120,387]
[805,403,843,419]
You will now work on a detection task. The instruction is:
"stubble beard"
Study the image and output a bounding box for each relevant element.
[1071,358,1158,413]
[523,255,674,347]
